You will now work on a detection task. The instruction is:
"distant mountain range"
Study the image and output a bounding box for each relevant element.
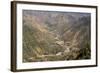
[23,10,91,62]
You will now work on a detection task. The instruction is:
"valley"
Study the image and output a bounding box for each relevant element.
[23,10,91,62]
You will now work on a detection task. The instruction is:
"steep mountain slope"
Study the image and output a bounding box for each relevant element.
[23,15,65,62]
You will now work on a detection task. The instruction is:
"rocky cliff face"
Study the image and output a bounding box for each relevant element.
[23,10,91,62]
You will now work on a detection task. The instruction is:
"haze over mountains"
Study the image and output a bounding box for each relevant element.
[23,10,91,62]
